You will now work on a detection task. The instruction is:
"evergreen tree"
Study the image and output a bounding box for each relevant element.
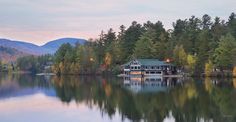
[227,13,236,38]
[201,14,212,30]
[133,29,157,58]
[54,43,73,64]
[120,21,144,62]
[195,30,212,73]
[104,28,116,47]
[213,34,236,70]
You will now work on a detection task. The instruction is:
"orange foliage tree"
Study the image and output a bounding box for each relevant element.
[233,66,236,77]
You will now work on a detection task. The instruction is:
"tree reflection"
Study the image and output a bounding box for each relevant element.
[0,74,236,122]
[51,76,236,122]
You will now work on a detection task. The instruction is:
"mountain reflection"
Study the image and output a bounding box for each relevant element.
[0,74,236,122]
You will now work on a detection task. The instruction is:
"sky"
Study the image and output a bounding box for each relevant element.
[0,0,235,45]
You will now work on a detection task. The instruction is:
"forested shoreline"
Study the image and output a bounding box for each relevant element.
[3,12,236,77]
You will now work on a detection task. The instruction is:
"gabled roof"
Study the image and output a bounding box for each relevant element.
[136,59,166,65]
[124,59,171,66]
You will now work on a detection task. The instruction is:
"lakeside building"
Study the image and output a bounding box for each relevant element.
[123,59,176,77]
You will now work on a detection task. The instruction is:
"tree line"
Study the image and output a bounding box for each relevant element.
[53,12,236,76]
[15,12,236,76]
[16,54,53,73]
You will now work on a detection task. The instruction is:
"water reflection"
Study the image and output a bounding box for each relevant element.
[0,73,55,99]
[0,73,236,122]
[123,76,183,93]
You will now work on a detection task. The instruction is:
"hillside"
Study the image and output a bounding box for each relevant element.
[0,38,87,62]
[0,39,46,55]
[42,38,86,54]
[0,46,29,62]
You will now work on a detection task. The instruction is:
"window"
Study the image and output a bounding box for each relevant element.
[156,72,161,74]
[126,66,131,69]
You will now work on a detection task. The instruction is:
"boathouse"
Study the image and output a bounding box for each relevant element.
[123,59,175,76]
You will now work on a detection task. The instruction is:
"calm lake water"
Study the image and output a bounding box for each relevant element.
[0,74,235,122]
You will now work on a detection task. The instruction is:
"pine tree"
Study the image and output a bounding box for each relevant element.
[133,29,157,58]
[213,34,236,70]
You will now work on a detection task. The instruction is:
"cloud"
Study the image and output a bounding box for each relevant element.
[0,0,235,45]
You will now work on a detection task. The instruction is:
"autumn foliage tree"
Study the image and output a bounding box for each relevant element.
[173,45,187,69]
[186,54,197,75]
[205,60,214,77]
[233,66,236,77]
[104,52,112,70]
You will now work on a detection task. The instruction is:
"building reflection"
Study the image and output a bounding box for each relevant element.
[123,76,183,93]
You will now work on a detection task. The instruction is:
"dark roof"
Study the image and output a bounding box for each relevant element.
[124,59,171,66]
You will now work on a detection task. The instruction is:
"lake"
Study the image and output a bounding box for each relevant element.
[0,74,235,122]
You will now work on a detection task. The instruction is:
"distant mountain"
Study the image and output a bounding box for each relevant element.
[42,38,86,54]
[0,39,46,55]
[0,38,87,62]
[0,46,29,62]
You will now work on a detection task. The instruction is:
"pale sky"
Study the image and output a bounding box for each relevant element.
[0,0,235,45]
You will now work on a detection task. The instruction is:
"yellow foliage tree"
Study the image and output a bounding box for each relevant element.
[233,78,236,89]
[233,66,236,77]
[205,60,213,77]
[59,62,64,74]
[187,54,197,75]
[173,45,187,67]
[104,52,112,69]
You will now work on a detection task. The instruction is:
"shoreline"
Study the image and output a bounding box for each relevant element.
[1,71,236,78]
